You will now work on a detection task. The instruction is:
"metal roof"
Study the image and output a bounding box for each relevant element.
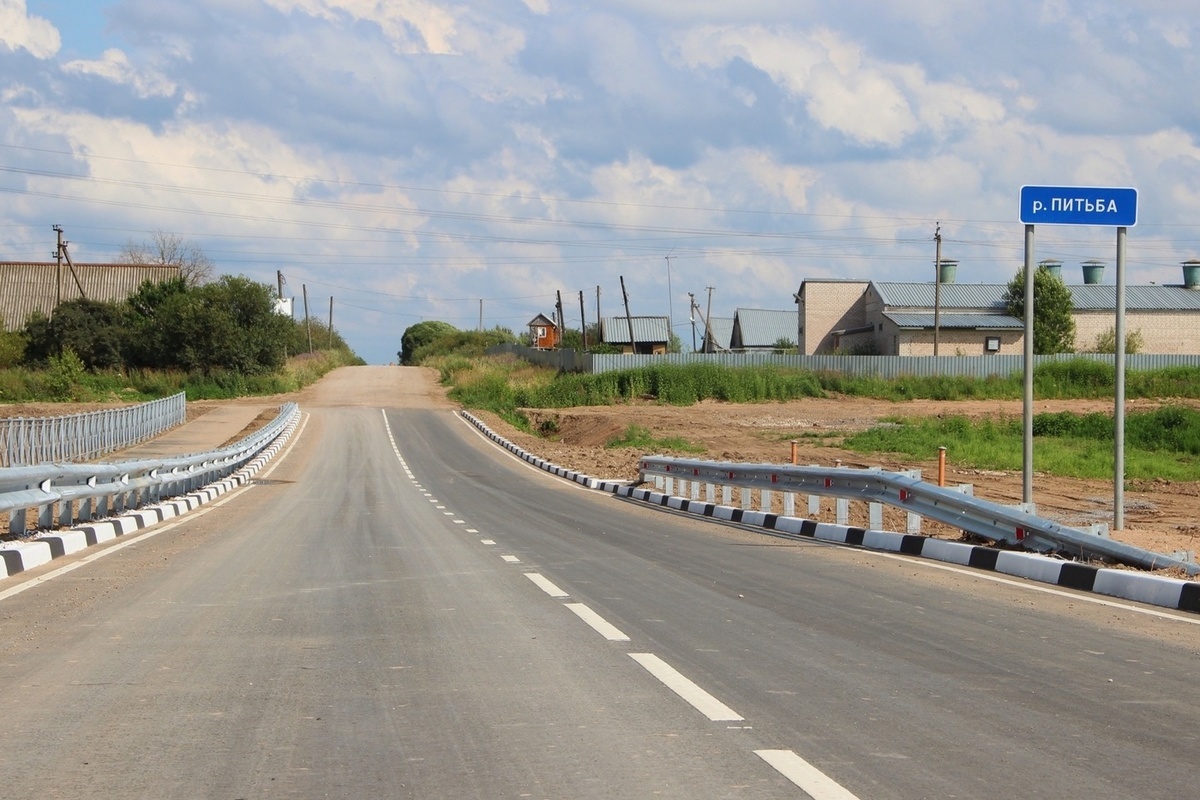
[873,282,1008,310]
[885,312,1024,330]
[873,281,1200,312]
[704,316,734,349]
[0,262,181,331]
[601,316,671,344]
[732,308,798,348]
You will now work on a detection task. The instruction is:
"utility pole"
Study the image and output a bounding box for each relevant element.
[705,286,715,354]
[555,290,565,349]
[478,299,483,332]
[619,276,635,353]
[277,270,285,299]
[688,292,697,352]
[328,297,334,349]
[579,290,588,350]
[665,255,675,340]
[934,223,942,357]
[596,286,601,339]
[54,225,64,306]
[302,284,313,354]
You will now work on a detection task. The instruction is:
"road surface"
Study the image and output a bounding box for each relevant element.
[0,367,1197,798]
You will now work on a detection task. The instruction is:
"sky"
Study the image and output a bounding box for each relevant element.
[2,0,1200,364]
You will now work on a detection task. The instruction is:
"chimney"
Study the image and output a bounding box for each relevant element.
[1038,259,1063,280]
[1183,260,1200,290]
[1081,260,1105,285]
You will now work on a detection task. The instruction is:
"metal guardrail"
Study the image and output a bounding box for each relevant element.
[0,392,187,467]
[0,403,299,535]
[637,455,1200,577]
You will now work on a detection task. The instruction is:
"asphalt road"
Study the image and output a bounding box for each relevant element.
[1,399,1198,798]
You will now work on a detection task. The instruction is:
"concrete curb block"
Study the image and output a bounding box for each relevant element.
[0,407,302,581]
[460,410,1199,616]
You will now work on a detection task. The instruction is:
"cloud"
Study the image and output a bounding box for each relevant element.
[674,24,1008,149]
[62,49,178,99]
[0,0,61,59]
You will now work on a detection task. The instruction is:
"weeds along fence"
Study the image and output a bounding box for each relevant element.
[488,344,1200,378]
[0,392,187,467]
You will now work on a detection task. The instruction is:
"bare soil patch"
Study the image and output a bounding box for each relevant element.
[472,396,1200,565]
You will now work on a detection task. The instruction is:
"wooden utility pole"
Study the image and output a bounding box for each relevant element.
[54,225,64,305]
[705,286,715,353]
[934,223,942,357]
[328,297,334,349]
[555,290,566,349]
[619,276,635,353]
[478,299,483,332]
[688,293,698,351]
[277,270,285,299]
[578,290,588,350]
[302,284,313,354]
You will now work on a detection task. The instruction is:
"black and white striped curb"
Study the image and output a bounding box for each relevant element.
[460,410,1200,616]
[0,408,302,580]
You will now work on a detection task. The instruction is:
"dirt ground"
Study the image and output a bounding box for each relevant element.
[4,369,1198,567]
[470,395,1200,564]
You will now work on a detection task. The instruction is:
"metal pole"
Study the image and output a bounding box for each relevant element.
[1022,224,1035,505]
[933,225,942,356]
[1114,226,1127,530]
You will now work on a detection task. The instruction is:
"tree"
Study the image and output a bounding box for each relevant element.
[121,230,215,286]
[22,299,128,370]
[399,320,457,365]
[1088,325,1145,354]
[146,276,291,373]
[1004,266,1076,354]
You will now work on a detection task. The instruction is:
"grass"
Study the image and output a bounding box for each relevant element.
[606,424,706,454]
[429,354,1200,481]
[0,348,360,405]
[843,406,1200,481]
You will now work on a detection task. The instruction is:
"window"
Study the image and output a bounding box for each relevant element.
[537,326,546,338]
[985,336,1001,352]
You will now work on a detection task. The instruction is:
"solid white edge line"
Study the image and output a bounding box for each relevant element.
[628,652,743,721]
[524,572,569,598]
[754,750,862,800]
[565,602,630,641]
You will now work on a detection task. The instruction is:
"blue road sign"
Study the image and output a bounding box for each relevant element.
[1019,185,1137,226]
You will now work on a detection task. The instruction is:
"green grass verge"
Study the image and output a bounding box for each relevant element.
[605,424,705,454]
[843,406,1200,481]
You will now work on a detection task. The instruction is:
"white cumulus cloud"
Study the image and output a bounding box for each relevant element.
[0,0,61,59]
[62,49,177,99]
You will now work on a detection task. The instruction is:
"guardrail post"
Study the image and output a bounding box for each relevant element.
[741,487,752,510]
[761,489,773,513]
[836,497,849,526]
[869,502,883,530]
[706,483,714,502]
[36,478,54,529]
[665,477,675,496]
[784,492,795,517]
[691,480,700,501]
[722,485,732,505]
[808,493,820,517]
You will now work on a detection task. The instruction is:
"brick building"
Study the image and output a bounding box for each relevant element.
[796,265,1200,356]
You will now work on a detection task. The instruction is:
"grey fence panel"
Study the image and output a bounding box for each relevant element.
[0,392,187,467]
[489,344,1200,378]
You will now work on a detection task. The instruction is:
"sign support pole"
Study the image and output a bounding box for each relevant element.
[1114,226,1127,530]
[1022,224,1035,506]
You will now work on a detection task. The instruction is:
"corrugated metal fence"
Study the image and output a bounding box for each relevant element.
[488,344,1200,377]
[0,392,187,467]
